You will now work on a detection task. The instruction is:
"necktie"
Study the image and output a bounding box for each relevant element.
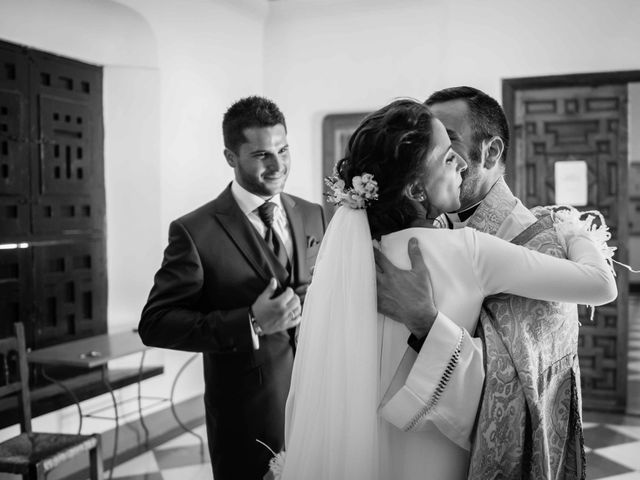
[257,201,290,272]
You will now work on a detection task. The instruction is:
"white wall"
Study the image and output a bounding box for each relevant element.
[0,0,267,440]
[264,0,640,201]
[116,0,268,224]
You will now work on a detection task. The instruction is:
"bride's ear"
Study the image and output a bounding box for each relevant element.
[404,183,427,202]
[482,136,504,170]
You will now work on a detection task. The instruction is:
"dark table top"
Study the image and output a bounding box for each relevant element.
[28,330,151,369]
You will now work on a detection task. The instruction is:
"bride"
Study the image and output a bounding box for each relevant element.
[276,99,616,480]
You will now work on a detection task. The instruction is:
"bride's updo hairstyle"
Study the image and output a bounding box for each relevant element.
[335,99,434,239]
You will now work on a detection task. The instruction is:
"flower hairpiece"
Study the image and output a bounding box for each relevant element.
[325,172,379,209]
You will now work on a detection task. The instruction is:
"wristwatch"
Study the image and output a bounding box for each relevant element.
[249,307,263,336]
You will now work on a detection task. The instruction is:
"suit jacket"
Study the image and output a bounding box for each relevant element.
[139,184,326,479]
[466,179,584,480]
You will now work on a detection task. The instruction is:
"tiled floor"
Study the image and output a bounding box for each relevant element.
[109,416,640,480]
[628,295,640,416]
[110,423,212,480]
[583,413,640,479]
[109,297,640,480]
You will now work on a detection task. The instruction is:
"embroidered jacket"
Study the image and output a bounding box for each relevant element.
[466,178,584,480]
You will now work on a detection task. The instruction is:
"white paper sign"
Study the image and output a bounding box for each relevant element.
[554,160,588,206]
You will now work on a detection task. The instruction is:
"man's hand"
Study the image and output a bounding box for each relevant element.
[374,237,438,338]
[294,284,309,307]
[251,278,302,335]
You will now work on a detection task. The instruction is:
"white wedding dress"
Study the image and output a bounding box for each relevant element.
[280,206,616,480]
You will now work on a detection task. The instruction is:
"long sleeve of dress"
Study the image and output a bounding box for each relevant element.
[379,227,617,450]
[379,311,484,450]
[472,227,617,304]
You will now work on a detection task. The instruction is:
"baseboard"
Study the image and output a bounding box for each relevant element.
[45,394,206,480]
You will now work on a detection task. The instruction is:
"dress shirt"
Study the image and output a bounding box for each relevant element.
[231,180,293,260]
[231,180,294,350]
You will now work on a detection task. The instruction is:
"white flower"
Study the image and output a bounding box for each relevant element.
[268,451,286,480]
[324,172,379,209]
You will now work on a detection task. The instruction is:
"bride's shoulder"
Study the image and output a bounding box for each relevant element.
[381,226,467,247]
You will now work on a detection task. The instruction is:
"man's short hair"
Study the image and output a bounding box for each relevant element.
[222,96,287,153]
[425,86,509,163]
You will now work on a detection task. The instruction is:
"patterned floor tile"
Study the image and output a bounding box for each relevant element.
[594,473,640,480]
[584,425,639,450]
[586,451,634,479]
[596,441,640,471]
[111,450,159,477]
[153,444,209,470]
[111,474,163,480]
[606,424,640,440]
[155,424,208,450]
[160,463,213,480]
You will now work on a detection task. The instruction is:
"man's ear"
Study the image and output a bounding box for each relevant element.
[482,136,504,170]
[224,148,236,167]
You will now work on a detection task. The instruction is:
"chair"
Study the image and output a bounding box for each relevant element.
[0,323,104,479]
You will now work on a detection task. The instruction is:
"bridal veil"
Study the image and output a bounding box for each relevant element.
[280,205,380,480]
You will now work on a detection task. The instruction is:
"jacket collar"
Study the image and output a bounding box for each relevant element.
[212,184,306,284]
[465,177,518,236]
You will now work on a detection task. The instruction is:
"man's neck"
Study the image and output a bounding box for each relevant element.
[456,177,505,221]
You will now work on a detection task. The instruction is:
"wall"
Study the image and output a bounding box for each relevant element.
[264,0,640,201]
[0,0,266,442]
[115,0,268,224]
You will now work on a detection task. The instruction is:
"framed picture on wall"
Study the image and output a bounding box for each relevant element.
[321,112,369,221]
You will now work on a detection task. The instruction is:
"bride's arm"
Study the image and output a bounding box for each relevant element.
[379,312,484,451]
[377,236,485,450]
[472,228,617,304]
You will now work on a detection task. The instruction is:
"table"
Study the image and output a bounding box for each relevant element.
[28,330,159,480]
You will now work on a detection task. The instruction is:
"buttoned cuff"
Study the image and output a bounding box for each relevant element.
[379,312,464,431]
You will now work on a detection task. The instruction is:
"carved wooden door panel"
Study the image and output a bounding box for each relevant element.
[513,85,629,411]
[0,42,30,340]
[0,40,106,349]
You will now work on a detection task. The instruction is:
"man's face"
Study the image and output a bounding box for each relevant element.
[429,99,489,211]
[225,124,290,198]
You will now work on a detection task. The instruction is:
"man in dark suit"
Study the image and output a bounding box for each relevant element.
[139,96,326,480]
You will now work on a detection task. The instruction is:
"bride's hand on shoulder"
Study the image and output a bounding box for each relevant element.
[374,237,438,338]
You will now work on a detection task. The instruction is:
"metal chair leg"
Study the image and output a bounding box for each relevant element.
[90,435,105,480]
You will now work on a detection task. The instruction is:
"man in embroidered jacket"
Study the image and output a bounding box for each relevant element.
[376,87,587,479]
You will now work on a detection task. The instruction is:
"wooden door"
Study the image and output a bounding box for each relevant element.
[0,40,106,349]
[510,84,629,412]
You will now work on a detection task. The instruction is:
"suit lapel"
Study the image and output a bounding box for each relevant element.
[212,186,273,283]
[281,193,307,283]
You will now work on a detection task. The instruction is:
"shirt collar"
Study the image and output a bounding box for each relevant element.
[231,180,283,216]
[455,201,482,222]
